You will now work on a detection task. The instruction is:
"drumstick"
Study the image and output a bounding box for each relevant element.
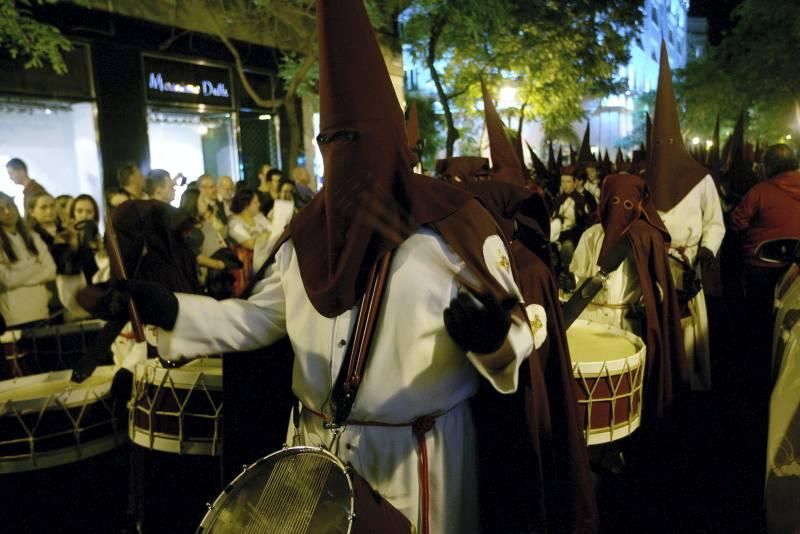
[104,210,146,343]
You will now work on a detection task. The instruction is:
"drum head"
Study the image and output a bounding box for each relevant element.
[199,447,353,533]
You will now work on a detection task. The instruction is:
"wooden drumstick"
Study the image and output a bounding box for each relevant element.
[104,210,146,343]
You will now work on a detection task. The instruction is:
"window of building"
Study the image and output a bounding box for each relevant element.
[651,6,659,25]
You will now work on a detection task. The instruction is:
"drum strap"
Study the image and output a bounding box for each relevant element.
[329,249,395,428]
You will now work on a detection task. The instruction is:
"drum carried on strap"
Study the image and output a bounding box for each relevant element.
[567,320,646,445]
[0,365,126,472]
[0,319,105,379]
[198,446,413,534]
[129,357,223,455]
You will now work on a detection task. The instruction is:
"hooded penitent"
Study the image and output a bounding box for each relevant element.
[289,0,473,317]
[615,147,625,172]
[577,122,593,165]
[645,41,710,212]
[481,79,528,186]
[527,142,552,189]
[464,83,598,533]
[724,111,758,200]
[599,174,688,421]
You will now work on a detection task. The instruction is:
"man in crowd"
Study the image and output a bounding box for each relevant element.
[551,166,587,272]
[646,41,725,391]
[197,173,227,231]
[731,144,800,380]
[144,169,175,204]
[6,158,49,204]
[81,2,534,532]
[118,164,145,200]
[218,175,235,217]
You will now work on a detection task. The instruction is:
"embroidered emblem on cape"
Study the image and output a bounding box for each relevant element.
[525,303,547,349]
[497,251,510,271]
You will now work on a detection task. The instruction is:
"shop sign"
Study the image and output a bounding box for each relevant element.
[143,56,233,108]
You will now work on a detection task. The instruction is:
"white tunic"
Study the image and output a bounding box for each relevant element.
[570,224,643,335]
[657,175,725,390]
[158,226,534,533]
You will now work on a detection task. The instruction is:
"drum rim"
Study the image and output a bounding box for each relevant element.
[135,357,223,388]
[198,445,355,532]
[0,319,105,344]
[0,430,128,473]
[567,319,646,374]
[0,366,117,412]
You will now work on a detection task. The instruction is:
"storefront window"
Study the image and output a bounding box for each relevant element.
[0,97,102,216]
[147,107,238,206]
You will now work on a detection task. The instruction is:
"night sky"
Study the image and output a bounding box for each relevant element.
[689,0,744,45]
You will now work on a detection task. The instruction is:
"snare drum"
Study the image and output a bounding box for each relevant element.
[0,365,126,473]
[129,357,223,455]
[199,446,413,533]
[567,320,646,445]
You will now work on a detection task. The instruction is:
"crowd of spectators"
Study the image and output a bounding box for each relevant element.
[1,157,313,330]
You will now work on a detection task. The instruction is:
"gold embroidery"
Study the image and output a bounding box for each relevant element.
[530,315,543,337]
[497,250,510,271]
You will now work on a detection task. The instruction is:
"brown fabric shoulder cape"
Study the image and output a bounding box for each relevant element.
[626,220,688,423]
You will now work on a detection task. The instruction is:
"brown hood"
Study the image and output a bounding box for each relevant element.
[599,173,669,259]
[435,156,491,183]
[290,0,472,317]
[481,80,526,186]
[645,41,709,211]
[577,122,593,165]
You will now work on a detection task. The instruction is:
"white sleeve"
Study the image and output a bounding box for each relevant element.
[699,175,726,255]
[0,233,56,288]
[570,225,600,283]
[157,242,290,360]
[465,235,534,394]
[227,217,252,245]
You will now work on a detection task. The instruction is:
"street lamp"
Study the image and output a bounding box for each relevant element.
[691,136,700,146]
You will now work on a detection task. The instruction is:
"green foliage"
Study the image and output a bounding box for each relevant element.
[402,0,644,155]
[406,93,444,170]
[676,0,800,144]
[0,0,73,74]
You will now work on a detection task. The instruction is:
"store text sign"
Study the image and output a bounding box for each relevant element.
[143,56,233,108]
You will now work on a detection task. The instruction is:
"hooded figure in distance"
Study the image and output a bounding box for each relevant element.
[645,40,725,391]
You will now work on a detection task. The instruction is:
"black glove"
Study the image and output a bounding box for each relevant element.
[110,368,134,405]
[76,280,179,330]
[697,246,715,263]
[444,291,517,354]
[558,271,576,292]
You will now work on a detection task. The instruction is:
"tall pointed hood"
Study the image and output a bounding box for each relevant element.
[290,0,471,317]
[645,40,709,211]
[406,101,422,165]
[615,147,625,171]
[481,79,526,185]
[577,122,593,164]
[557,145,564,169]
[527,142,550,184]
[547,141,558,174]
[569,144,577,165]
[724,111,757,197]
[645,111,653,156]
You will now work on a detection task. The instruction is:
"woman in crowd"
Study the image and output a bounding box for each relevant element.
[227,188,271,294]
[228,188,271,250]
[54,194,73,229]
[0,192,57,329]
[25,192,65,249]
[179,188,238,298]
[54,194,104,320]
